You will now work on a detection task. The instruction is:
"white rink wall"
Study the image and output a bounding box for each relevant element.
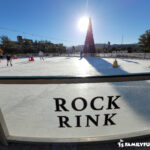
[0,57,150,141]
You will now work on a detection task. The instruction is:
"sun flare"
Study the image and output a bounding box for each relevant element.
[78,16,89,32]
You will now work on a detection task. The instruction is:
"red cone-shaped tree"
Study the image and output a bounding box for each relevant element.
[83,18,96,54]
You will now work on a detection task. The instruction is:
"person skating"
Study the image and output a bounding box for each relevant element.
[6,54,12,66]
[39,50,44,60]
[0,53,3,63]
[80,49,83,59]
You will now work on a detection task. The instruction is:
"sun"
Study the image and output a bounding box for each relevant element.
[78,16,89,32]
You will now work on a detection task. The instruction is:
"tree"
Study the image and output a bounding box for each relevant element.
[0,36,10,47]
[0,35,67,55]
[139,30,150,52]
[0,36,20,54]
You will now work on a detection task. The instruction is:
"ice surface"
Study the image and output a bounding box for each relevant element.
[0,57,150,76]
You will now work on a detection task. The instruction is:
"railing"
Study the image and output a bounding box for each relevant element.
[0,73,150,84]
[8,52,150,59]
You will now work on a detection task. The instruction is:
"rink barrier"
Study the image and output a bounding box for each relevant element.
[50,52,150,59]
[0,73,150,84]
[14,52,150,59]
[0,109,9,146]
[0,73,150,145]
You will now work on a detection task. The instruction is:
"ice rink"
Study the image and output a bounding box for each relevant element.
[0,57,150,76]
[0,56,150,142]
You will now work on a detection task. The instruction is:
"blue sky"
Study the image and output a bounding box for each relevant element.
[0,0,150,46]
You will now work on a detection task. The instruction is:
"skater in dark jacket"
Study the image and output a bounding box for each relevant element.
[0,53,3,60]
[0,53,3,64]
[6,54,12,66]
